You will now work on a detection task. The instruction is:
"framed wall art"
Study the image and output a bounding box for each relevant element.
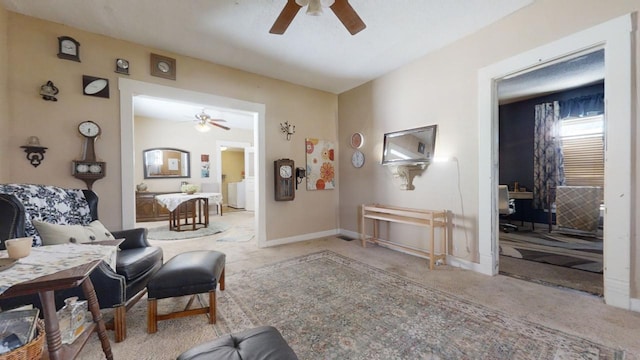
[305,138,335,190]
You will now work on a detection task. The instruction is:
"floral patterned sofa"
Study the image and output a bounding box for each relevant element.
[0,184,163,342]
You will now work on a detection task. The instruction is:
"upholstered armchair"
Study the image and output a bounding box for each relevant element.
[0,185,163,342]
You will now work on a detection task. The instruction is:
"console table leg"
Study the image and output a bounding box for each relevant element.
[39,290,63,360]
[82,278,113,360]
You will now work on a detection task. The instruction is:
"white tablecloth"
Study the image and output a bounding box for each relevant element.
[0,243,118,295]
[155,192,223,212]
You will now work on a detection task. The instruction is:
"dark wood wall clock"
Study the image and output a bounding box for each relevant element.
[57,36,80,62]
[150,53,176,80]
[274,159,295,201]
[82,75,109,98]
[72,121,106,190]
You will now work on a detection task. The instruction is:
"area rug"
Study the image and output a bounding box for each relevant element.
[146,221,231,240]
[215,251,621,359]
[500,230,603,273]
[217,224,255,242]
[79,251,623,359]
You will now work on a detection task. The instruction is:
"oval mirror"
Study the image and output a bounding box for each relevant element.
[143,148,191,179]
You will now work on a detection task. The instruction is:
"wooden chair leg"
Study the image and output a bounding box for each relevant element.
[114,305,126,342]
[219,267,225,291]
[147,299,158,334]
[209,290,216,324]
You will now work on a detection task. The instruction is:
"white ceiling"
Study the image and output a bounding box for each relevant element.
[1,0,534,94]
[133,96,255,130]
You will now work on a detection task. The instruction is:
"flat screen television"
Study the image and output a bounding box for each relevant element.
[382,125,437,165]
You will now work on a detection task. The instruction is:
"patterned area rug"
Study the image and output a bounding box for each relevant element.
[500,230,603,273]
[146,221,230,240]
[214,251,620,359]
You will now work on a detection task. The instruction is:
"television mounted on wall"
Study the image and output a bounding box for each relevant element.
[382,124,437,165]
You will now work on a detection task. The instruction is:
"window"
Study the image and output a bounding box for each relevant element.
[560,115,604,187]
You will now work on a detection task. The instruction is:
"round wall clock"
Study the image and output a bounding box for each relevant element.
[150,53,176,80]
[352,150,365,168]
[350,132,364,149]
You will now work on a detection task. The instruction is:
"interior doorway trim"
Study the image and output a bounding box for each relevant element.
[118,79,266,247]
[477,14,634,309]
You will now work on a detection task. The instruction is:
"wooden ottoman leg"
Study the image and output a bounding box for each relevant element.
[209,290,216,324]
[148,299,158,333]
[219,267,225,291]
[114,305,126,342]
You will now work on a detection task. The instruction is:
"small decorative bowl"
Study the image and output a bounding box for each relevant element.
[181,184,199,194]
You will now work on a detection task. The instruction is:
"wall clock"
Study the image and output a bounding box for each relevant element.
[352,150,365,168]
[150,53,176,80]
[57,36,80,62]
[274,159,295,201]
[82,75,109,98]
[350,132,364,149]
[72,121,106,190]
[115,58,130,75]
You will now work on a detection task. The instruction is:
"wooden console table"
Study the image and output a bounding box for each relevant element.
[360,204,448,270]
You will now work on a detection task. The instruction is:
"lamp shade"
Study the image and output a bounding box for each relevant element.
[194,121,211,132]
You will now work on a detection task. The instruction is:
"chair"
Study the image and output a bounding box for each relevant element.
[498,185,518,232]
[201,182,223,215]
[0,184,163,342]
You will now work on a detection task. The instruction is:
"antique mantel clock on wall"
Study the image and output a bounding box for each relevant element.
[72,121,106,190]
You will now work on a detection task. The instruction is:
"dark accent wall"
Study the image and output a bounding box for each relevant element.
[498,82,604,224]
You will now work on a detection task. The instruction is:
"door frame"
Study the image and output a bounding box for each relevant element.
[477,14,633,309]
[118,79,267,247]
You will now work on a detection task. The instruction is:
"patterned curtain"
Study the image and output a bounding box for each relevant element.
[533,101,565,209]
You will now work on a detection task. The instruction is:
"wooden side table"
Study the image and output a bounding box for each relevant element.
[0,260,113,360]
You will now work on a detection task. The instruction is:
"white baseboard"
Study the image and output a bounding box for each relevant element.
[629,298,640,312]
[264,229,339,247]
[339,229,360,240]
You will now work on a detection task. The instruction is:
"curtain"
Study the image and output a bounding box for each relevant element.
[533,101,565,209]
[559,93,604,118]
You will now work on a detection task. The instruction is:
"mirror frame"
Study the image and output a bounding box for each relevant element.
[143,147,191,179]
[382,124,437,165]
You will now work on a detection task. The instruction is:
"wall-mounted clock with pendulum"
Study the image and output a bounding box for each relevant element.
[72,120,106,190]
[274,159,295,201]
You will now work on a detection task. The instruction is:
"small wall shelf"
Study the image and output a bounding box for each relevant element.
[387,163,427,190]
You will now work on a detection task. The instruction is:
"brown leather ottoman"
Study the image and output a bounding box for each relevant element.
[177,326,298,360]
[147,250,225,333]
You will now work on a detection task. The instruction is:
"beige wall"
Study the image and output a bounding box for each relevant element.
[134,115,252,193]
[338,0,639,293]
[4,13,338,240]
[221,150,245,205]
[0,6,8,182]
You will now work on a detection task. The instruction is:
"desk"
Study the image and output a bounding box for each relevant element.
[509,191,533,200]
[0,244,118,360]
[155,193,223,232]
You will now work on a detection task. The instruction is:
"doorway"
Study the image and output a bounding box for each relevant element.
[477,14,633,309]
[118,78,267,247]
[495,51,605,295]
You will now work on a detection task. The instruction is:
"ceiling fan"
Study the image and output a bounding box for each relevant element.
[194,109,230,131]
[270,0,366,35]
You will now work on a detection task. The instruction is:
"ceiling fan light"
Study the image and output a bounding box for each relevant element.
[306,0,323,16]
[295,0,309,6]
[194,121,211,132]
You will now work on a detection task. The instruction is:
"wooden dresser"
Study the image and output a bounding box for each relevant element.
[135,191,173,222]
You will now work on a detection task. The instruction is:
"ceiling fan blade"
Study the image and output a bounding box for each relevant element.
[270,0,302,35]
[209,118,227,123]
[330,0,366,35]
[208,121,230,131]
